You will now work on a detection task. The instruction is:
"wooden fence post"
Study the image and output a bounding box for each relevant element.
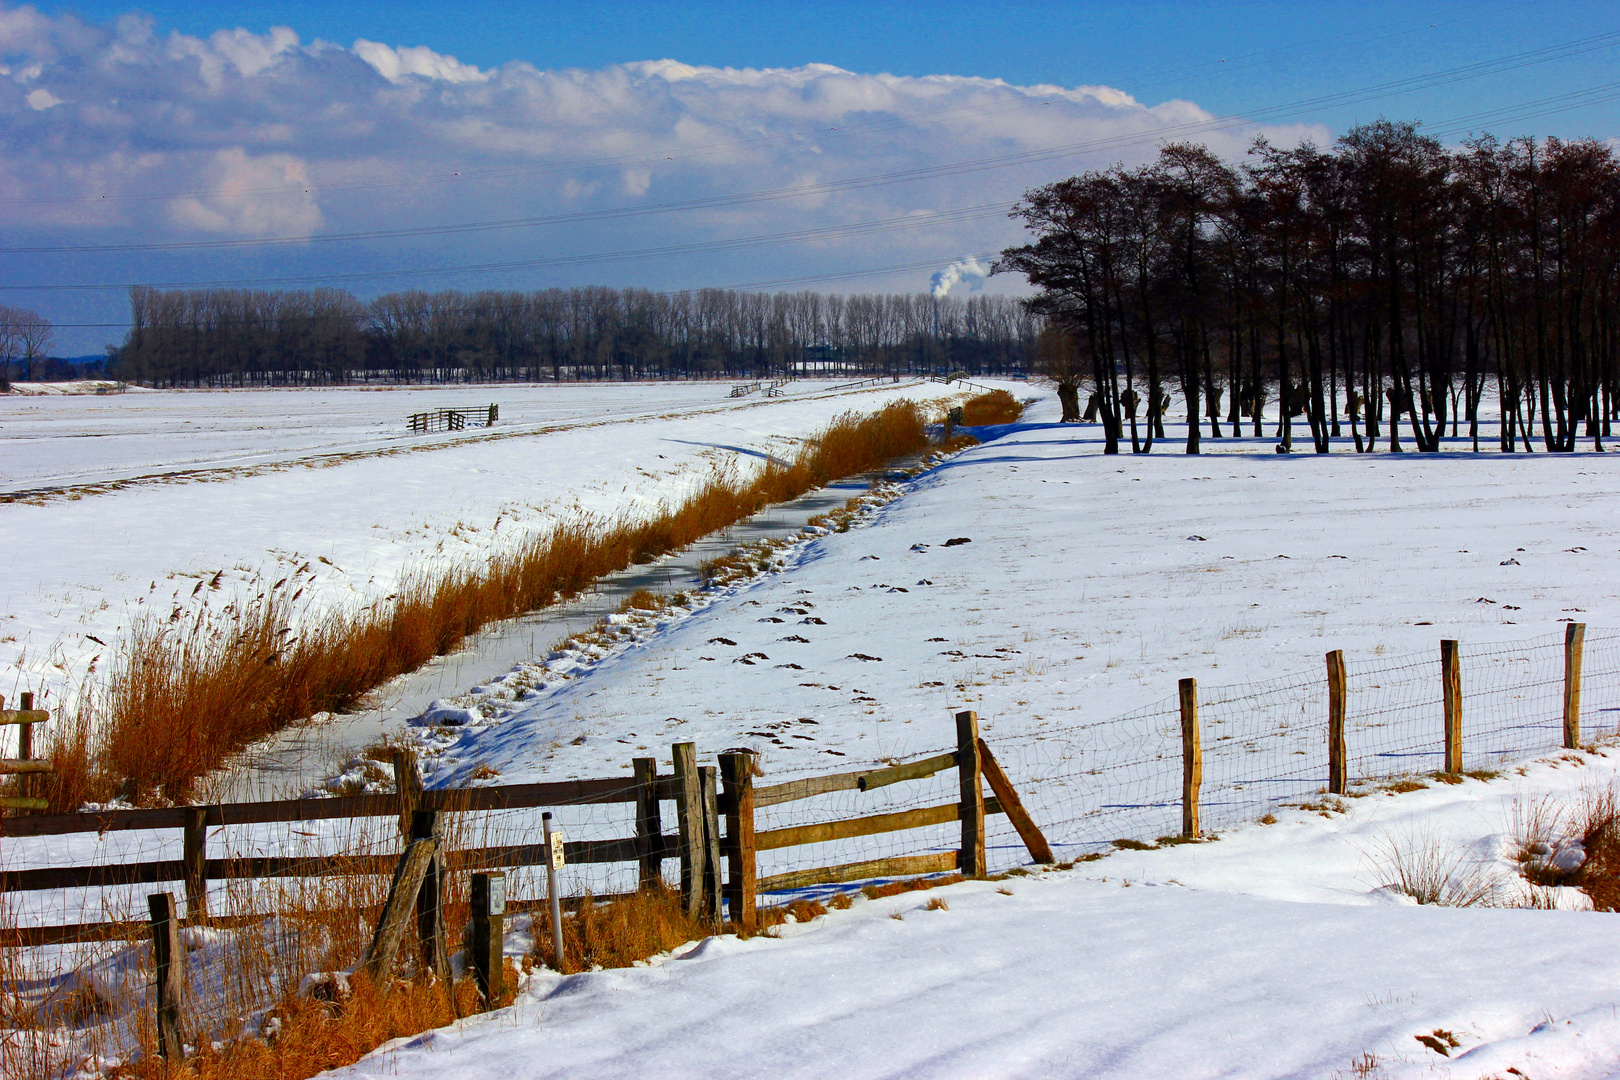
[361,836,440,983]
[699,765,723,927]
[1565,623,1586,749]
[182,806,208,920]
[718,751,757,932]
[470,871,505,1006]
[672,742,705,919]
[16,693,32,807]
[393,748,422,836]
[633,757,662,890]
[1180,678,1201,838]
[410,809,449,982]
[148,892,184,1060]
[976,738,1054,863]
[1442,639,1462,773]
[955,711,985,877]
[1326,650,1347,795]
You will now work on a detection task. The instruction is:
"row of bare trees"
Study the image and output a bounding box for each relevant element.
[1000,121,1620,453]
[0,306,54,390]
[110,285,1036,387]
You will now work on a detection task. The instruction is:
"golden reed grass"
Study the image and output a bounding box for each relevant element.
[42,401,935,808]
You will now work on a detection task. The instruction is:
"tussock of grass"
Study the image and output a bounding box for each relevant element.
[50,401,935,807]
[530,886,717,972]
[958,389,1023,426]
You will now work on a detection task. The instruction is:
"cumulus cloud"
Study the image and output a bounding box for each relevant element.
[166,148,322,235]
[0,3,1331,350]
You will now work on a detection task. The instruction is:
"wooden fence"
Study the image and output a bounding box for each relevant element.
[0,715,1049,946]
[0,693,50,813]
[407,404,498,433]
[1173,625,1592,839]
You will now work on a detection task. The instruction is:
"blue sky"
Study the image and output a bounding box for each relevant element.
[6,0,1619,352]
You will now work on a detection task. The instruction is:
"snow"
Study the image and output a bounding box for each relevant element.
[322,751,1620,1080]
[9,383,1620,1077]
[0,379,959,707]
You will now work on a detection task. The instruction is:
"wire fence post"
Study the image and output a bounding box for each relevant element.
[718,751,757,932]
[1326,650,1347,795]
[672,742,705,919]
[633,757,663,890]
[410,809,449,982]
[1180,678,1201,838]
[393,748,422,836]
[1442,639,1462,773]
[956,711,985,877]
[182,806,208,920]
[1565,622,1586,749]
[470,871,505,1006]
[699,765,723,928]
[148,892,184,1060]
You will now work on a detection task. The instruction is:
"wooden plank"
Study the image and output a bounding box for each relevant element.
[1180,678,1201,838]
[359,837,438,983]
[856,752,959,792]
[0,797,48,811]
[976,738,1053,864]
[718,751,757,932]
[393,749,422,835]
[0,710,48,726]
[957,711,985,877]
[149,893,185,1060]
[700,765,723,926]
[757,801,960,852]
[411,810,449,982]
[753,770,864,808]
[633,757,663,889]
[1,860,190,892]
[1442,639,1463,773]
[182,806,207,920]
[1565,623,1586,750]
[0,759,52,774]
[672,742,704,920]
[470,872,505,1006]
[1327,650,1348,795]
[0,776,641,838]
[757,851,960,894]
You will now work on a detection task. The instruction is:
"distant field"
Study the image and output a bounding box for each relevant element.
[0,382,803,494]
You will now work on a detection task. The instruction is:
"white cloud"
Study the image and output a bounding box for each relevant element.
[0,2,1330,304]
[166,148,322,236]
[353,39,488,84]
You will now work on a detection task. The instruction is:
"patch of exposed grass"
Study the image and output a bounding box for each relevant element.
[958,389,1023,426]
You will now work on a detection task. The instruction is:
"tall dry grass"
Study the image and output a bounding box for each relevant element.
[48,401,934,807]
[959,389,1023,426]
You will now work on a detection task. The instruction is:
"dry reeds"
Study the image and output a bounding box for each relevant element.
[530,886,716,973]
[54,401,935,807]
[958,389,1023,426]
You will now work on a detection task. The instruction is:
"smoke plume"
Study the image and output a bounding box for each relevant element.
[929,255,990,299]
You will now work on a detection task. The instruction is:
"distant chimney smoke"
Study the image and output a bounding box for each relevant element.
[929,255,990,299]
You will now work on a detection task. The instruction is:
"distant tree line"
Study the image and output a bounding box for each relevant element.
[108,285,1036,387]
[0,305,55,390]
[1000,121,1620,453]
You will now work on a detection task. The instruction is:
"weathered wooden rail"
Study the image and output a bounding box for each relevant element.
[1,716,1051,945]
[406,404,497,433]
[0,693,50,812]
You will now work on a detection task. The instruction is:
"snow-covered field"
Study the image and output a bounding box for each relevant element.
[8,382,1620,1078]
[328,750,1620,1080]
[0,379,959,706]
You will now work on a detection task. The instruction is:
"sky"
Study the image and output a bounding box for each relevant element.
[2,0,1618,354]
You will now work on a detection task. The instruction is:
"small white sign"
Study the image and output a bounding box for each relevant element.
[487,873,506,916]
[549,830,566,870]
